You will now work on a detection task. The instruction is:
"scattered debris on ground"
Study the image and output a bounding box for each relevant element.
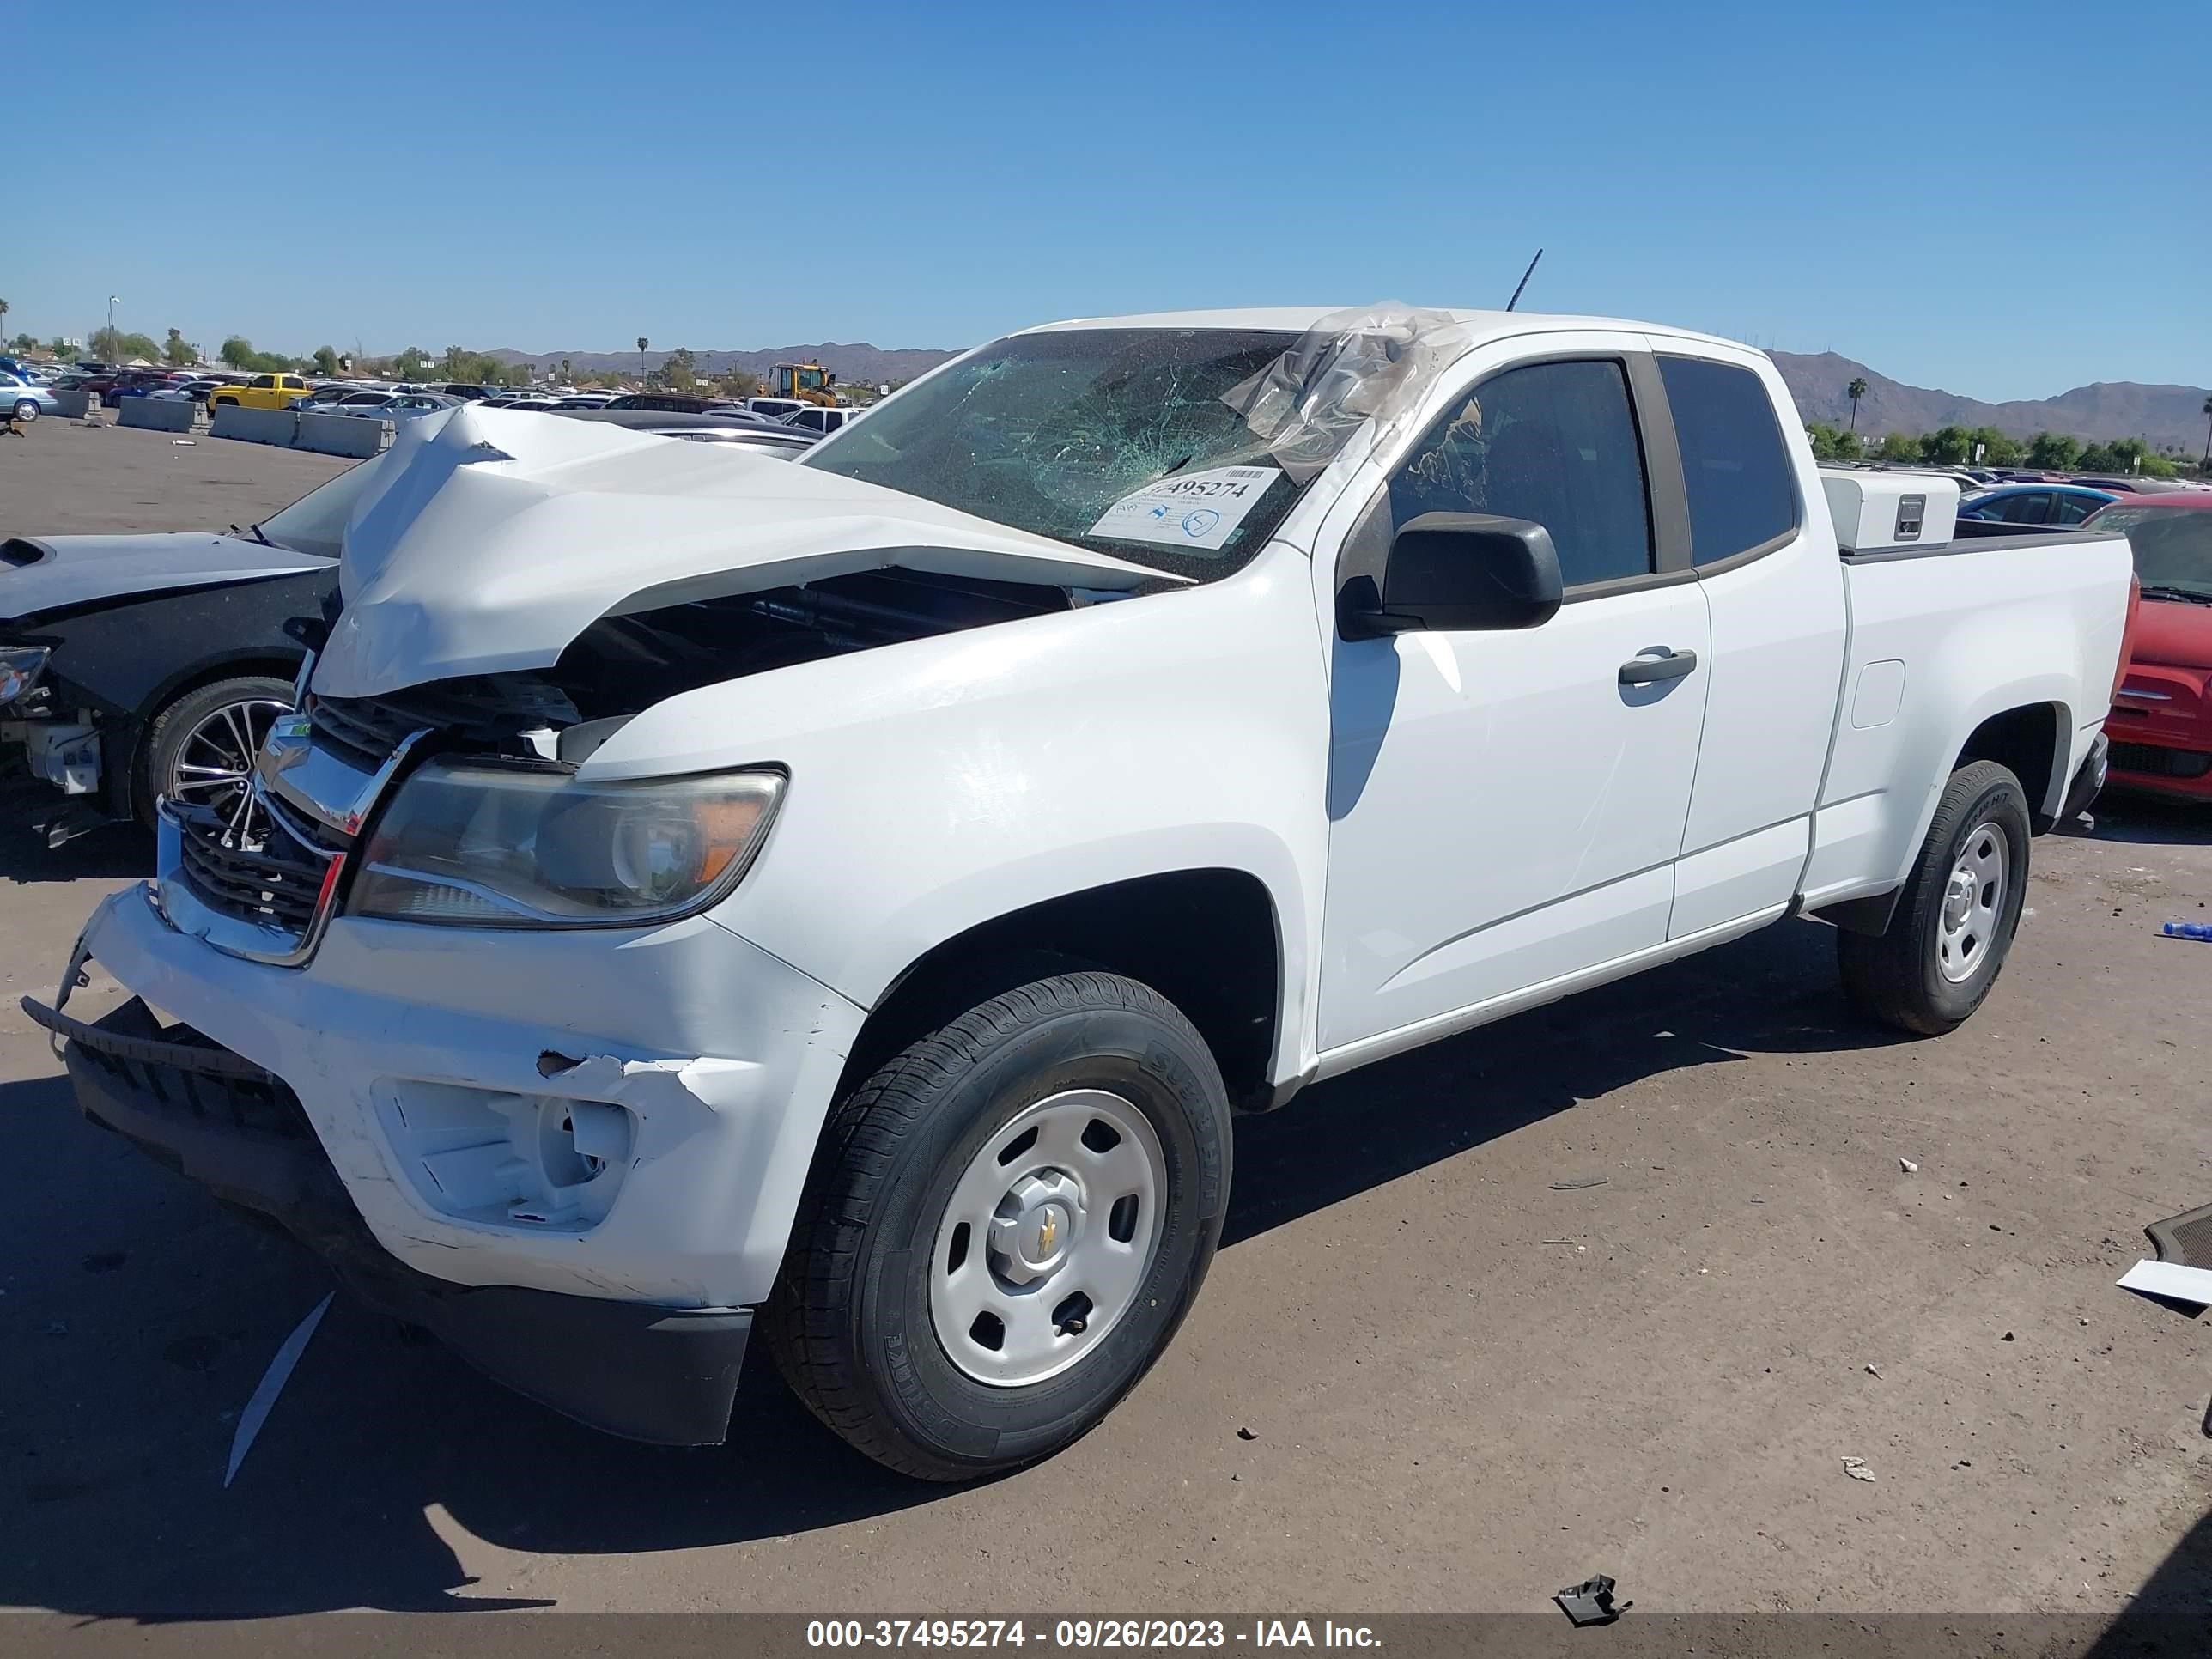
[1842,1456,1876,1482]
[1549,1176,1609,1191]
[1553,1575,1628,1626]
[224,1293,333,1489]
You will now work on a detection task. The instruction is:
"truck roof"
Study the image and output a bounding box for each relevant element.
[1015,306,1751,356]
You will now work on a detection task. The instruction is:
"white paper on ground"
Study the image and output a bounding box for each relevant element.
[1087,465,1282,551]
[225,1291,334,1487]
[2116,1258,2212,1308]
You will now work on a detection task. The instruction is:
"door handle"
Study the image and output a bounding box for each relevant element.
[1619,649,1698,685]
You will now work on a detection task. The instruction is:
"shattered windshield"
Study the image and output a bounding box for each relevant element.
[801,328,1321,580]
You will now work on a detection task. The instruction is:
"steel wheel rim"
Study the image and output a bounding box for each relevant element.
[1936,819,2008,984]
[928,1087,1168,1388]
[13,401,35,422]
[167,696,285,839]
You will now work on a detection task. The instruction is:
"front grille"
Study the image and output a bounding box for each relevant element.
[307,693,422,772]
[307,677,577,770]
[174,798,342,933]
[2110,742,2212,781]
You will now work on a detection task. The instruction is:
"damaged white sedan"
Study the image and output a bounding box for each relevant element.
[28,307,2133,1477]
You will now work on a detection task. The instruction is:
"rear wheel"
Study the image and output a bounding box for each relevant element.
[137,676,293,831]
[763,970,1232,1480]
[1838,759,2032,1035]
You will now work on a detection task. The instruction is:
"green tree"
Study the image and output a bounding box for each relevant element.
[392,345,432,380]
[1803,422,1860,461]
[1875,430,1920,463]
[219,335,258,369]
[650,346,698,392]
[2025,432,2081,471]
[1917,426,1972,465]
[2201,393,2212,470]
[90,325,161,362]
[717,366,761,401]
[1966,426,2021,466]
[636,336,649,358]
[1845,375,1868,431]
[311,345,342,377]
[162,328,195,367]
[8,333,36,356]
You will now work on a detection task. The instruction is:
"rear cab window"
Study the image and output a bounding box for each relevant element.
[1657,356,1799,566]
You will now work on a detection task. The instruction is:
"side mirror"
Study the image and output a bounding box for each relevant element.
[1339,513,1565,637]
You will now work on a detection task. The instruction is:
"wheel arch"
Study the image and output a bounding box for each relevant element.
[837,868,1287,1112]
[1954,699,2069,831]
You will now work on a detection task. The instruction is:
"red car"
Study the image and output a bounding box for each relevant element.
[2092,493,2212,801]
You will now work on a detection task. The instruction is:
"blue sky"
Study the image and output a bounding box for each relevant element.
[9,2,2206,400]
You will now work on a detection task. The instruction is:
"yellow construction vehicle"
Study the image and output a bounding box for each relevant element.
[768,361,838,406]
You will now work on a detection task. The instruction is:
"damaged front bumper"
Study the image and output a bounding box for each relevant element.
[26,993,752,1443]
[29,878,868,1442]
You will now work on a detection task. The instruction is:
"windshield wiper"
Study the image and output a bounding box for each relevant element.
[2139,584,2212,606]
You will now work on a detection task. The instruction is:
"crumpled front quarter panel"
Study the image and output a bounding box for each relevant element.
[580,539,1331,1077]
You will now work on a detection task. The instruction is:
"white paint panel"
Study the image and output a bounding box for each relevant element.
[1669,817,1812,940]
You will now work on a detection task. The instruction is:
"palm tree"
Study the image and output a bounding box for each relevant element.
[2201,392,2211,471]
[1847,376,1869,432]
[636,336,649,360]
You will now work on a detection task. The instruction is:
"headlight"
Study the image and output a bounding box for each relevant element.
[347,760,783,928]
[0,644,52,705]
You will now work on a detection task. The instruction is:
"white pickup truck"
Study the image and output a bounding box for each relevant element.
[31,306,2135,1480]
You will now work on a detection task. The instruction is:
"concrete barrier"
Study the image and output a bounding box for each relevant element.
[46,390,93,419]
[293,411,389,458]
[118,397,195,432]
[210,404,300,447]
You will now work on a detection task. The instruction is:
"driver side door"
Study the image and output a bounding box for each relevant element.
[1316,342,1711,1057]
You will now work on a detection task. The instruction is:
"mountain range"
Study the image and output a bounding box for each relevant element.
[1768,352,2204,452]
[489,341,2209,453]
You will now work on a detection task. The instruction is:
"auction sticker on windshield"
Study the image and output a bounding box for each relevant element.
[1088,465,1282,551]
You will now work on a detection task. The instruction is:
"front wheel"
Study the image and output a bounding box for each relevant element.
[11,398,37,423]
[763,970,1232,1480]
[137,676,294,830]
[1838,759,2032,1035]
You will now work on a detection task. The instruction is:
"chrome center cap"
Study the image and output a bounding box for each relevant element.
[1943,867,1977,929]
[989,1170,1082,1286]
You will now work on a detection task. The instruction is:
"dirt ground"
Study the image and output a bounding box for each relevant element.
[1,420,2208,1624]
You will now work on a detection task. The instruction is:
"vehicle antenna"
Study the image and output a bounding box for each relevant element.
[1505,248,1544,313]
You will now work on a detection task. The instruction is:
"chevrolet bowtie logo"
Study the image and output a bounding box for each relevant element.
[1036,1212,1058,1254]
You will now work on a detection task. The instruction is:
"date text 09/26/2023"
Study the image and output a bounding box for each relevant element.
[805,1620,1382,1650]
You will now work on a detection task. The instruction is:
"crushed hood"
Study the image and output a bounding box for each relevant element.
[1,532,327,623]
[316,404,1185,700]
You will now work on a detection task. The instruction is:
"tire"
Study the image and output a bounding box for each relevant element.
[1838,759,2032,1035]
[763,970,1233,1481]
[11,398,37,423]
[137,675,295,829]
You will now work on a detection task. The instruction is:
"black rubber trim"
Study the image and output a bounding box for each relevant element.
[45,994,751,1446]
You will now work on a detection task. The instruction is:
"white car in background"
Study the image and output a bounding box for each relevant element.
[780,404,863,434]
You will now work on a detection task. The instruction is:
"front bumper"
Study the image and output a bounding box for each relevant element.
[63,875,867,1311]
[2106,667,2212,803]
[25,993,752,1444]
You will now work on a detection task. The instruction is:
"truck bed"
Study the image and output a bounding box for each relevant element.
[1800,526,2134,910]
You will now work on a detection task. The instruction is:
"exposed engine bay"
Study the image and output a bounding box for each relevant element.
[307,566,1079,769]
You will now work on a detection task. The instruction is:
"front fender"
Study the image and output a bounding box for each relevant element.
[584,540,1331,1082]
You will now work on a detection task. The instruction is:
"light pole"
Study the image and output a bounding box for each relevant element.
[106,295,118,352]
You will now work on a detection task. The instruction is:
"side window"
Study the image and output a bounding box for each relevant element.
[2054,494,2100,526]
[1387,359,1653,588]
[1996,492,2048,524]
[1657,356,1798,564]
[250,374,275,389]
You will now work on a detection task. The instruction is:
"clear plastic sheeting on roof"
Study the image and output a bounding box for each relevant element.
[1219,303,1474,481]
